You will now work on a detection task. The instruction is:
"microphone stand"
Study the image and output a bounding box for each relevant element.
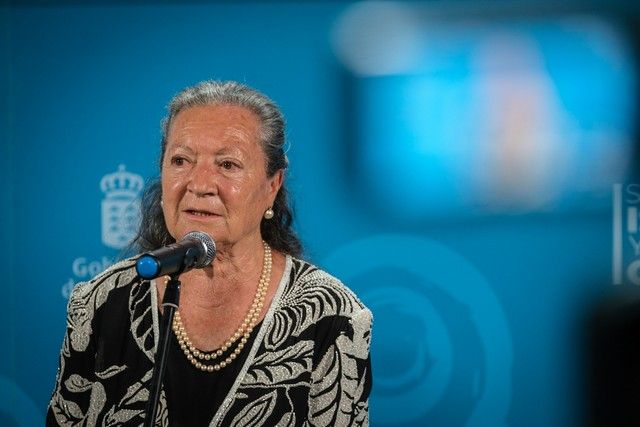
[144,272,182,427]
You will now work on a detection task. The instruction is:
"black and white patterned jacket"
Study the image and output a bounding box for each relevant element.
[47,256,372,426]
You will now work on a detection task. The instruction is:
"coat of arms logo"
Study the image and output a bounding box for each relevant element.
[100,164,144,249]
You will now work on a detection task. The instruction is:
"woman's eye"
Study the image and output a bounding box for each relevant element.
[221,160,238,170]
[171,156,186,166]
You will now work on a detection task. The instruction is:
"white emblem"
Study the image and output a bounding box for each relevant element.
[100,164,144,249]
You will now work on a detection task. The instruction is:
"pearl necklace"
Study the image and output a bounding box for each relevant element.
[171,241,272,372]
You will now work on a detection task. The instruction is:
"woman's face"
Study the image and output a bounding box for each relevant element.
[161,104,282,248]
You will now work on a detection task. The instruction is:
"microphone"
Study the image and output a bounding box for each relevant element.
[135,231,216,280]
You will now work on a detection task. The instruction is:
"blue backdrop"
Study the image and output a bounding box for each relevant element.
[2,1,639,426]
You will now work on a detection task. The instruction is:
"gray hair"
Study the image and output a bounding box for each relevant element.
[160,81,288,175]
[132,80,302,257]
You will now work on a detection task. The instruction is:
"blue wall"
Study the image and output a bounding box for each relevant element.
[1,2,638,426]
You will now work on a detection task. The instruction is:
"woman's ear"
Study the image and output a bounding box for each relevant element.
[268,169,284,201]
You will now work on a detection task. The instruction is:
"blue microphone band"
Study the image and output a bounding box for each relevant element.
[136,256,161,280]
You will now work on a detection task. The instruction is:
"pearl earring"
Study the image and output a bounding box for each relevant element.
[264,208,274,219]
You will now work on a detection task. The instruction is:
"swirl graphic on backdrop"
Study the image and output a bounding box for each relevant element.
[0,376,42,425]
[323,234,512,426]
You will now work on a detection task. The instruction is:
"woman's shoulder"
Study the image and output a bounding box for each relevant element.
[286,256,371,319]
[63,258,143,354]
[69,257,140,303]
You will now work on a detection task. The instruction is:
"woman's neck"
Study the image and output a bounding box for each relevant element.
[175,236,267,311]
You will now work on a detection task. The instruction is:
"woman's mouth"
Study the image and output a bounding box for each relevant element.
[185,209,217,217]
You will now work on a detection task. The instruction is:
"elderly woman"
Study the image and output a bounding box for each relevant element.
[47,81,372,426]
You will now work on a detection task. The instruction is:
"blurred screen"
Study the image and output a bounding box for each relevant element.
[333,3,638,221]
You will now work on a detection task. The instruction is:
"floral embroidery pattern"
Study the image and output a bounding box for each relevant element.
[48,258,371,426]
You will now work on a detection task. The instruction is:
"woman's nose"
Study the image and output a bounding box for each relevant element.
[187,161,217,197]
